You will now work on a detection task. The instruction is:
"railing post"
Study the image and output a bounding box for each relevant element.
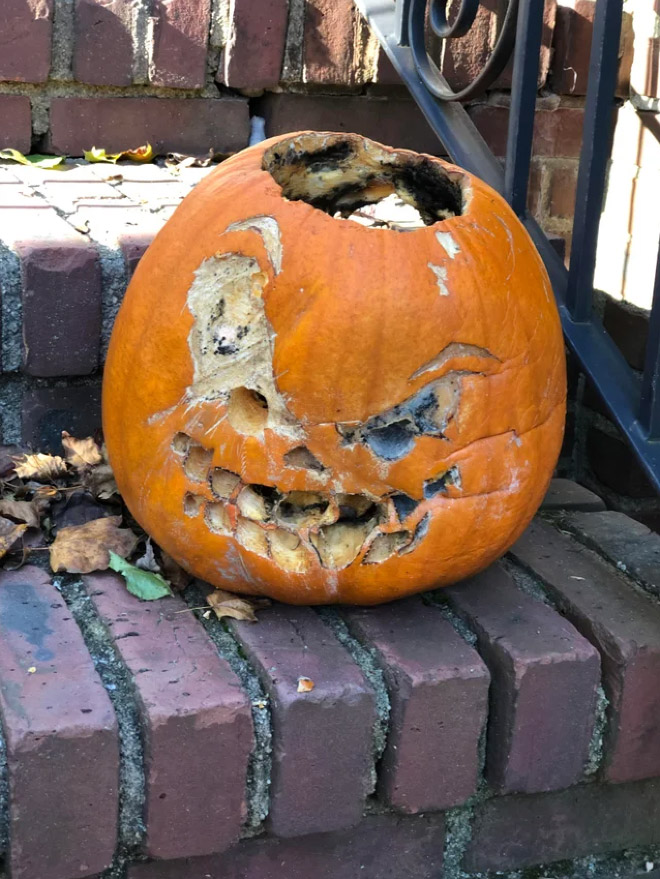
[565,0,623,322]
[504,0,545,216]
[640,241,660,440]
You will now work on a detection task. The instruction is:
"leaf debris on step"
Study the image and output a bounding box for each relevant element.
[13,452,67,481]
[206,589,270,622]
[108,551,173,601]
[50,515,139,574]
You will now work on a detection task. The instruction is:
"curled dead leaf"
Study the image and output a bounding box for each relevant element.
[82,445,118,499]
[206,590,270,622]
[49,515,139,574]
[0,499,46,529]
[297,676,315,693]
[13,453,67,482]
[61,432,103,470]
[165,149,213,169]
[0,517,28,560]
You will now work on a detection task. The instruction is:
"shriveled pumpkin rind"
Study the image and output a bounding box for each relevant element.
[103,131,566,605]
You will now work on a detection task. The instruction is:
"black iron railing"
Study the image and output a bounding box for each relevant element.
[356,0,660,494]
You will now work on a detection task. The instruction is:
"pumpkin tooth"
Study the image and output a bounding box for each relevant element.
[183,443,213,481]
[268,528,309,573]
[183,493,204,518]
[209,467,241,499]
[309,520,374,570]
[205,501,232,535]
[423,466,462,498]
[236,516,269,557]
[363,531,411,565]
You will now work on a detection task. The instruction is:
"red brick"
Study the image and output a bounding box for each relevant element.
[230,607,375,838]
[83,572,253,860]
[446,563,600,793]
[73,0,134,86]
[0,566,119,879]
[49,97,250,157]
[565,511,660,598]
[149,0,211,89]
[442,1,556,93]
[22,384,102,451]
[17,242,102,377]
[468,103,585,158]
[540,478,606,512]
[0,95,32,152]
[633,35,660,100]
[258,93,443,155]
[221,0,288,89]
[128,812,445,879]
[341,599,489,813]
[303,0,363,86]
[464,778,660,872]
[586,426,656,498]
[511,519,660,783]
[548,163,578,217]
[552,0,634,96]
[0,0,53,82]
[120,232,156,277]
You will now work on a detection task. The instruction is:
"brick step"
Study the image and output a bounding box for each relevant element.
[1,486,660,878]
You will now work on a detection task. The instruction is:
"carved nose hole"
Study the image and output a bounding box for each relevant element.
[227,387,269,435]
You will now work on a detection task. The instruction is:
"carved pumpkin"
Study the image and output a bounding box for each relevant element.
[103,132,566,605]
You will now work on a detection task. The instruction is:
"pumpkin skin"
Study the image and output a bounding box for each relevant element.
[103,131,566,605]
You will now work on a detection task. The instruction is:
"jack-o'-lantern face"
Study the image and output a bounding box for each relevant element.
[103,132,566,605]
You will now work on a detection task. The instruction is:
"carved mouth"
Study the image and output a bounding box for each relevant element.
[172,433,460,573]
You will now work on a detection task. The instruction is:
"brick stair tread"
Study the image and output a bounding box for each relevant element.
[1,494,660,877]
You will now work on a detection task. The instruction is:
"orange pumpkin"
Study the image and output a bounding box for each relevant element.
[103,131,566,605]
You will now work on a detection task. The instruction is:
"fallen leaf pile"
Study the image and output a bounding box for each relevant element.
[0,432,268,618]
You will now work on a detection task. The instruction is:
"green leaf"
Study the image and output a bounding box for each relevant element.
[108,550,173,601]
[0,148,66,168]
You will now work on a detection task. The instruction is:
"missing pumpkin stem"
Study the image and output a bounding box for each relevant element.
[263,133,466,226]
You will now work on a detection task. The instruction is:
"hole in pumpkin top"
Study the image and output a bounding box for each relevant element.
[227,387,269,435]
[263,133,466,227]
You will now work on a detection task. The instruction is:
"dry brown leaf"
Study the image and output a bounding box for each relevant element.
[297,676,315,693]
[206,589,270,622]
[61,432,103,470]
[0,517,28,560]
[13,453,67,482]
[83,462,118,500]
[0,499,44,529]
[50,515,139,574]
[160,550,192,591]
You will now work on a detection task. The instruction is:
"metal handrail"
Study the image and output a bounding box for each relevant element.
[355,0,660,494]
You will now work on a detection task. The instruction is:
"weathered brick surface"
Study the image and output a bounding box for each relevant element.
[342,599,489,813]
[22,385,102,450]
[548,164,578,217]
[83,571,253,860]
[230,607,375,838]
[0,0,53,82]
[0,567,119,879]
[551,0,633,96]
[221,0,288,89]
[468,104,584,158]
[441,1,556,93]
[149,0,210,89]
[303,0,365,86]
[0,95,32,152]
[49,97,250,156]
[127,812,445,879]
[565,510,660,597]
[258,93,443,155]
[464,778,660,872]
[540,478,606,512]
[18,242,102,377]
[446,563,600,793]
[511,519,660,783]
[74,0,134,86]
[120,232,157,277]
